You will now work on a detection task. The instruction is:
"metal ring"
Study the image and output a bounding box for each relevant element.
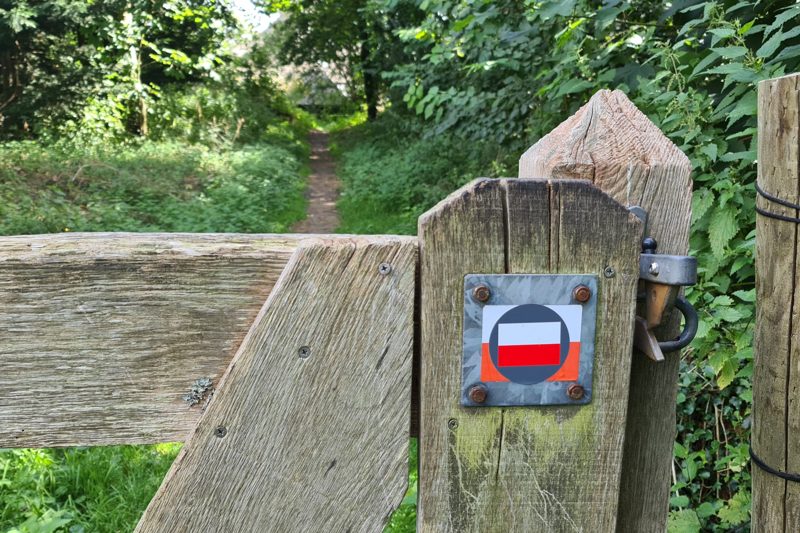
[658,297,698,353]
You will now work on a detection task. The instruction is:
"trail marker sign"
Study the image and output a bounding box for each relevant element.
[462,274,598,406]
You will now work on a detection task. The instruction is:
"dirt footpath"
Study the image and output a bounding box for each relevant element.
[291,131,340,233]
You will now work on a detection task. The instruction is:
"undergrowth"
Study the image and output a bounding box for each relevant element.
[1,445,182,533]
[332,112,515,235]
[0,139,307,236]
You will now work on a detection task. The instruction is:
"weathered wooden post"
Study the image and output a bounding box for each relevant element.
[752,72,800,531]
[418,90,692,531]
[521,91,693,531]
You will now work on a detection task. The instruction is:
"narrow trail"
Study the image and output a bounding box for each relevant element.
[292,131,341,233]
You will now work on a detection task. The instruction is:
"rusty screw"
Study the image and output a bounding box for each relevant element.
[468,384,488,404]
[472,284,491,303]
[572,284,592,303]
[567,384,585,401]
[214,425,227,438]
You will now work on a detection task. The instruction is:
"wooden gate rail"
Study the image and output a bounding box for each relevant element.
[0,232,400,448]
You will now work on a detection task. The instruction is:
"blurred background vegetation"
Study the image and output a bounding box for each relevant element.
[2,0,798,531]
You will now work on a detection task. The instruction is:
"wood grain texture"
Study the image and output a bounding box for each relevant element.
[0,232,368,448]
[418,178,642,531]
[137,236,416,532]
[520,89,692,532]
[753,73,800,532]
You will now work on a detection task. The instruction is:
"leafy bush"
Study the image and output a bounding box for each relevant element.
[333,112,514,234]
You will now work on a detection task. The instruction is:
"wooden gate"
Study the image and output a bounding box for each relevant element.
[0,89,692,532]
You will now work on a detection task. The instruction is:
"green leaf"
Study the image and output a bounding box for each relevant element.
[700,143,718,161]
[711,46,747,59]
[717,358,738,389]
[758,26,800,59]
[717,490,751,526]
[733,289,755,302]
[713,295,734,306]
[696,502,716,519]
[703,63,745,75]
[668,509,701,533]
[717,306,744,323]
[692,189,715,223]
[765,6,800,37]
[670,495,690,507]
[554,78,592,97]
[708,208,738,258]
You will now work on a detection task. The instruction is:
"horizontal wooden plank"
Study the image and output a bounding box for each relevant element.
[0,232,415,448]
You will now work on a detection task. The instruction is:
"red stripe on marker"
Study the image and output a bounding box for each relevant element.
[498,344,560,367]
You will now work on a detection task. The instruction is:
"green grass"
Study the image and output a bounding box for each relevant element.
[0,139,308,236]
[1,445,182,533]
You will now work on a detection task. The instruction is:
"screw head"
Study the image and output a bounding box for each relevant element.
[648,262,660,276]
[298,346,311,359]
[214,425,227,438]
[378,263,392,275]
[572,284,592,303]
[603,266,616,278]
[472,284,491,303]
[468,384,488,404]
[447,418,459,430]
[567,384,585,401]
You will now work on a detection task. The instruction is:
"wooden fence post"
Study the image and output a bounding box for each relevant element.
[520,90,692,531]
[753,73,800,531]
[417,90,692,531]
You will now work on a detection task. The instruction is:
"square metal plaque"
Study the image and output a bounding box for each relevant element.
[462,274,598,407]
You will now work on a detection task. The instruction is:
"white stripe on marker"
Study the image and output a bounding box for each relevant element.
[498,322,561,346]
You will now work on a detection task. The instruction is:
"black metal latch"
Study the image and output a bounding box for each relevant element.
[629,207,699,362]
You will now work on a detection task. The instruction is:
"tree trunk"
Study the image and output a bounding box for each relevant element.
[359,25,378,121]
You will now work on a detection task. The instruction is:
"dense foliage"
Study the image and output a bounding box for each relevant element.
[262,0,421,118]
[0,0,241,139]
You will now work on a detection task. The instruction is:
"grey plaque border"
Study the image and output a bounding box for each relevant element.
[462,274,598,407]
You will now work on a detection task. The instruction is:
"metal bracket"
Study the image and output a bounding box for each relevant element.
[629,206,699,361]
[639,253,697,285]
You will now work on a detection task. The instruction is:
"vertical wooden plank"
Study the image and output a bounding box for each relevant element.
[136,236,416,532]
[417,179,506,532]
[519,90,692,531]
[501,180,642,529]
[418,178,641,531]
[753,73,800,532]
